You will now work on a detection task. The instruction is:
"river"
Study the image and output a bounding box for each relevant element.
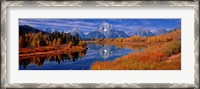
[19,43,141,70]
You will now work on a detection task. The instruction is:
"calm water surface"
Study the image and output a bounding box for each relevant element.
[19,43,141,70]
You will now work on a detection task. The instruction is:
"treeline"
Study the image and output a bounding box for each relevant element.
[19,32,85,48]
[95,30,181,43]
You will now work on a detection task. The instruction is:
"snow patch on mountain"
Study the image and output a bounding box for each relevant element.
[69,27,86,39]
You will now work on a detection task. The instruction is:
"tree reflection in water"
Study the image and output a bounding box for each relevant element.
[19,51,87,69]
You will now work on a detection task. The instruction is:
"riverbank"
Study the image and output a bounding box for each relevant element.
[19,45,88,58]
[84,41,165,50]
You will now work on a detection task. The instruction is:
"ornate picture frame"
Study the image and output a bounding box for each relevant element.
[1,0,199,88]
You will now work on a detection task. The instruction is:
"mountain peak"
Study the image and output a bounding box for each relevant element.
[69,27,86,39]
[96,22,113,38]
[101,22,111,27]
[98,22,112,32]
[71,27,79,33]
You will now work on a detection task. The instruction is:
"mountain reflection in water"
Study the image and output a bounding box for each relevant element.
[19,43,141,70]
[87,43,124,59]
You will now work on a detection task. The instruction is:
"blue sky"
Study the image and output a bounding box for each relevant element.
[19,19,181,33]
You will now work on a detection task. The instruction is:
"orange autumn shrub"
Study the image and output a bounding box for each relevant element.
[91,41,181,70]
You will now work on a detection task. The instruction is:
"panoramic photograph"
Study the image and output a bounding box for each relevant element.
[19,19,181,70]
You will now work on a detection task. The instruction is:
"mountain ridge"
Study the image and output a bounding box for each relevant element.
[19,24,170,39]
[19,25,47,35]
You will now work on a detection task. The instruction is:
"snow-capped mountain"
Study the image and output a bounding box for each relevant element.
[150,29,167,35]
[128,29,155,36]
[44,28,59,33]
[96,22,112,38]
[128,30,138,36]
[69,27,86,39]
[43,28,70,33]
[128,29,168,37]
[88,22,129,38]
[137,29,155,36]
